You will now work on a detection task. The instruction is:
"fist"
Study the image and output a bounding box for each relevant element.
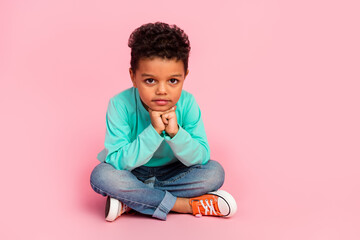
[160,106,178,138]
[149,106,179,137]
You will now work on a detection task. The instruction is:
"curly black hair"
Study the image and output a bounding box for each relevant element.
[128,22,191,74]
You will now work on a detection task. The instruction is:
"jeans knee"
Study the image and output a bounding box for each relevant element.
[202,160,225,192]
[90,163,105,186]
[90,162,141,196]
[90,162,122,194]
[90,163,108,196]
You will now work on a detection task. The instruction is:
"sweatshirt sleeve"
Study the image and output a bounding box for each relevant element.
[164,94,210,166]
[104,98,164,170]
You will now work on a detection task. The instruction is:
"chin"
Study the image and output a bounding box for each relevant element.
[151,106,169,111]
[150,105,172,111]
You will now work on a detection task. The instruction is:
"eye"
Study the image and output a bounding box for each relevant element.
[145,78,155,84]
[169,79,179,84]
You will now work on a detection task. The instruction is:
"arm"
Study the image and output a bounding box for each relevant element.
[164,95,210,166]
[104,98,164,170]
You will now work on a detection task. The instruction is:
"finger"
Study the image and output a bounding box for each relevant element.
[161,107,176,115]
[164,110,177,118]
[161,114,168,124]
[149,109,163,117]
[150,106,176,116]
[163,105,176,112]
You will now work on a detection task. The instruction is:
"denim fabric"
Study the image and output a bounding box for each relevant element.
[90,160,225,220]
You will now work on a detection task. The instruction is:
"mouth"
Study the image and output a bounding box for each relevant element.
[152,99,170,106]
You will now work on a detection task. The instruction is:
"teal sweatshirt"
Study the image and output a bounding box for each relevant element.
[96,87,210,171]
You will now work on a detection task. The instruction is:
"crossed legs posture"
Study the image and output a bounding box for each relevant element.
[90,160,237,221]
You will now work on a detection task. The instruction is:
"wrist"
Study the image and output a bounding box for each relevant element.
[151,124,164,135]
[167,125,179,138]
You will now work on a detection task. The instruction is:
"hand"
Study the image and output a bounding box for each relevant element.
[148,108,166,134]
[160,106,179,138]
[148,106,179,137]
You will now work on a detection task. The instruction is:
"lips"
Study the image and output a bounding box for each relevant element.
[153,99,170,106]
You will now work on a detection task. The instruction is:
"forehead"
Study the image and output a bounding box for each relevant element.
[137,57,185,76]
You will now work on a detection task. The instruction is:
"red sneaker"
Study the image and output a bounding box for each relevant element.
[189,190,237,217]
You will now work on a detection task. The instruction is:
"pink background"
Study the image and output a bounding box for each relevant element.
[1,0,359,239]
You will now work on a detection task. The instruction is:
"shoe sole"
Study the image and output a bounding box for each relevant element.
[208,190,237,217]
[105,196,121,222]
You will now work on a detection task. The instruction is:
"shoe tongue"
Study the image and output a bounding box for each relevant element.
[191,200,202,216]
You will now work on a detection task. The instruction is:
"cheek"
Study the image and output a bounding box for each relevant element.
[140,90,154,102]
[172,91,182,102]
[175,87,183,96]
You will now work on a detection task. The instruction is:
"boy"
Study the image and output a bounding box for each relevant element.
[90,22,237,221]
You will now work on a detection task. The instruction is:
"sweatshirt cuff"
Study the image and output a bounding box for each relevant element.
[164,125,188,143]
[147,124,165,144]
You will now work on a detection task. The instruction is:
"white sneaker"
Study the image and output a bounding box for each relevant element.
[105,196,131,222]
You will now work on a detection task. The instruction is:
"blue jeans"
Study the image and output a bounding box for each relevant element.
[90,160,225,220]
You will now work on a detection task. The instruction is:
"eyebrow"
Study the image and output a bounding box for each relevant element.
[141,73,183,77]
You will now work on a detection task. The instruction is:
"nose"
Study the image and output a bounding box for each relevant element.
[156,82,167,95]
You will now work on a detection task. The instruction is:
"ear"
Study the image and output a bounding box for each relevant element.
[129,68,137,88]
[184,69,189,79]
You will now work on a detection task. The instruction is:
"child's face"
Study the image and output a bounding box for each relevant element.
[129,57,189,112]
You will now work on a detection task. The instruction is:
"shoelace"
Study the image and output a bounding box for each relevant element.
[196,199,218,217]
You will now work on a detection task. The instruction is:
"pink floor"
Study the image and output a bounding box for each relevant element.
[2,1,360,239]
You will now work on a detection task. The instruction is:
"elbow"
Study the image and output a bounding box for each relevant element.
[200,142,211,164]
[202,148,211,164]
